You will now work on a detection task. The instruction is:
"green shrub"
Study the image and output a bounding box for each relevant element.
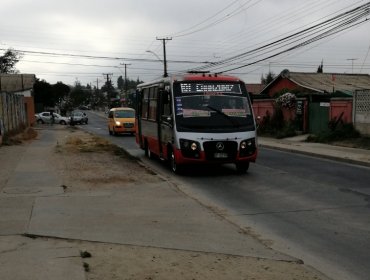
[307,123,360,143]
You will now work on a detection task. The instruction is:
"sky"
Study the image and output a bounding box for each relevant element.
[1,0,370,87]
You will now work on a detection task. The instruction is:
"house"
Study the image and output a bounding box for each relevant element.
[254,69,370,134]
[246,83,264,95]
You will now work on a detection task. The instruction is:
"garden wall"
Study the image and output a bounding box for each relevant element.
[0,91,27,143]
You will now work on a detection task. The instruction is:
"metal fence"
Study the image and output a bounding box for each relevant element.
[353,90,370,136]
[0,91,27,139]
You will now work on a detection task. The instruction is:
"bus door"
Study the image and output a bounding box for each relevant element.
[158,87,172,159]
[135,89,143,148]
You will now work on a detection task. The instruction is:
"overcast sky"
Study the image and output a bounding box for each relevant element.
[1,0,370,87]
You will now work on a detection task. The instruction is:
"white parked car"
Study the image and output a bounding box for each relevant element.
[35,112,70,125]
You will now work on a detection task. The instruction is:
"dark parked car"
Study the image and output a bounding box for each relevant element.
[70,111,88,125]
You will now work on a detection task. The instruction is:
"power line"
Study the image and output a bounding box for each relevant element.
[167,0,261,38]
[0,48,210,64]
[188,2,370,73]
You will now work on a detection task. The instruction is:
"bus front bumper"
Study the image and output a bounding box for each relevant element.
[173,148,257,165]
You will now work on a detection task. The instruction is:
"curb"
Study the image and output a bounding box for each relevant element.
[259,143,370,168]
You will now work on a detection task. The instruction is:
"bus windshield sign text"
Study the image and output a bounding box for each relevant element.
[180,83,241,94]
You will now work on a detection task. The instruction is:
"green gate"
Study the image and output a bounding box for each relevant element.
[309,102,330,134]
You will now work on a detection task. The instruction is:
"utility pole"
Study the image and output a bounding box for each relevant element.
[102,73,113,107]
[120,63,131,105]
[156,37,172,77]
[347,58,358,74]
[120,63,131,93]
[103,73,113,84]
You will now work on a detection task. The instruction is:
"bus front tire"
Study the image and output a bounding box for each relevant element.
[170,150,182,174]
[236,162,249,174]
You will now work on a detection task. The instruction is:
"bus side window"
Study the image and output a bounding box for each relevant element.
[162,90,171,116]
[141,88,149,119]
[148,87,158,121]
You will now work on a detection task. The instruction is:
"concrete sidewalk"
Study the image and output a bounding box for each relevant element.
[259,135,370,168]
[0,128,85,280]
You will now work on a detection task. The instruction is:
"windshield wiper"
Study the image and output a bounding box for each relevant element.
[206,105,240,128]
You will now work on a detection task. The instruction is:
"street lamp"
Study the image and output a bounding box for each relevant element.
[146,49,168,77]
[146,50,163,63]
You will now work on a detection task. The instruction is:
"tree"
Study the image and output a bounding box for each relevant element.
[101,78,115,98]
[52,82,70,103]
[261,71,276,85]
[33,79,71,111]
[69,81,90,108]
[33,79,54,107]
[317,60,323,73]
[0,48,22,73]
[91,88,106,109]
[117,76,124,90]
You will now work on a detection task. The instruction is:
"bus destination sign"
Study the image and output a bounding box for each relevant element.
[180,83,241,94]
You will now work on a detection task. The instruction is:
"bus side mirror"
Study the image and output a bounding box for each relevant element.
[162,115,172,123]
[161,91,170,104]
[162,115,173,127]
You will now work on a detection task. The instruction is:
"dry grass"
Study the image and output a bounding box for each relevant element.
[65,135,119,153]
[53,130,163,191]
[63,134,136,160]
[1,127,38,145]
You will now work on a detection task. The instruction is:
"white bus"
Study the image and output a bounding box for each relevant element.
[136,73,258,173]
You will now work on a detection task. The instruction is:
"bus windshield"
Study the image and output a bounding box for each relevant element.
[173,81,255,132]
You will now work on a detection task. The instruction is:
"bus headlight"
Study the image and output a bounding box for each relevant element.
[115,121,121,126]
[190,142,198,151]
[239,138,256,157]
[180,139,201,158]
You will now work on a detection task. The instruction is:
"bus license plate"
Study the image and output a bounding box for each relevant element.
[214,153,228,158]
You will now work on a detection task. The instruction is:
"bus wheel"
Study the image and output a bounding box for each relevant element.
[236,162,249,174]
[170,150,182,174]
[144,141,154,159]
[147,147,154,159]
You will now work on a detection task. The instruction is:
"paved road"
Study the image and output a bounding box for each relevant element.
[172,150,370,280]
[84,111,370,280]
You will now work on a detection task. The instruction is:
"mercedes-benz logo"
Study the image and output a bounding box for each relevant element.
[216,142,224,151]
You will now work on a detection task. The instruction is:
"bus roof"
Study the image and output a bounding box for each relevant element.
[181,73,242,82]
[137,73,243,88]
